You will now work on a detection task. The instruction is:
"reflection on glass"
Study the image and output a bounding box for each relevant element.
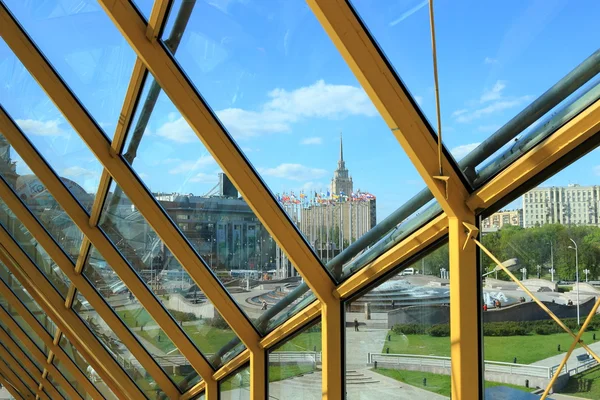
[118,71,317,337]
[219,365,250,400]
[268,321,321,399]
[0,198,71,298]
[161,0,426,285]
[0,38,102,210]
[481,145,600,398]
[97,178,244,369]
[0,262,57,338]
[47,374,69,400]
[345,244,452,398]
[0,131,85,262]
[0,353,36,396]
[81,247,202,392]
[0,325,43,373]
[3,0,137,139]
[58,335,119,400]
[53,357,91,400]
[0,349,38,394]
[72,290,167,399]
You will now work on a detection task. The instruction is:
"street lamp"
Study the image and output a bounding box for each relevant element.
[520,267,527,281]
[584,269,590,282]
[568,238,580,326]
[549,241,554,281]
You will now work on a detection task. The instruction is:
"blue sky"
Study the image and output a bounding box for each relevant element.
[0,0,599,222]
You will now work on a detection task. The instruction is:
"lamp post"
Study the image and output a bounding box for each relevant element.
[549,241,554,281]
[520,267,527,281]
[549,268,556,282]
[584,269,590,282]
[569,238,580,325]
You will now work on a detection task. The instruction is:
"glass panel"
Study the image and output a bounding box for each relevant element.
[0,130,85,262]
[3,0,137,137]
[161,0,427,284]
[133,0,155,20]
[268,321,321,399]
[53,357,94,400]
[345,243,453,398]
[72,289,166,399]
[192,393,205,400]
[0,261,57,338]
[481,146,600,398]
[0,197,71,298]
[0,354,36,396]
[0,325,43,373]
[219,365,250,400]
[46,374,68,400]
[58,335,119,400]
[97,179,243,368]
[0,38,102,210]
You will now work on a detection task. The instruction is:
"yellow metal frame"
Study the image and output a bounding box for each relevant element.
[0,234,138,399]
[0,346,50,400]
[0,359,33,399]
[0,318,81,400]
[0,283,103,399]
[0,375,24,400]
[0,330,61,400]
[0,155,181,397]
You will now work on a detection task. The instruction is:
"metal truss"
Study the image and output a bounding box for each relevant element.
[0,0,599,399]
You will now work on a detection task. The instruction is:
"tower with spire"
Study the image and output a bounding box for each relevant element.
[331,132,353,197]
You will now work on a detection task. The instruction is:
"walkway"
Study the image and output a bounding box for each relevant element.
[532,339,600,371]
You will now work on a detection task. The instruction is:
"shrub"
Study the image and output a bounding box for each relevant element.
[427,324,450,337]
[392,324,428,335]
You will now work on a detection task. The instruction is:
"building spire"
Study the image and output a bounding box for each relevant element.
[339,131,344,162]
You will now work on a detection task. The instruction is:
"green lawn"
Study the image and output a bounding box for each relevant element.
[137,325,237,354]
[373,368,532,397]
[559,366,600,399]
[117,308,155,328]
[274,331,321,352]
[384,331,600,364]
[269,364,316,382]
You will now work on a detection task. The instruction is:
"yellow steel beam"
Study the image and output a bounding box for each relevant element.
[96,0,337,302]
[0,347,49,400]
[204,380,217,400]
[0,108,214,381]
[468,99,600,211]
[0,359,33,399]
[260,301,321,350]
[0,284,103,399]
[0,375,24,400]
[179,381,205,400]
[0,2,262,352]
[0,174,180,398]
[307,0,471,219]
[0,239,137,399]
[0,330,61,400]
[0,320,81,400]
[336,214,448,299]
[448,216,480,399]
[249,351,265,399]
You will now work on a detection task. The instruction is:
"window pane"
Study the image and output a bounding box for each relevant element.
[161,0,427,285]
[3,0,137,138]
[53,357,95,400]
[0,261,57,338]
[345,243,453,398]
[269,321,321,399]
[481,145,600,398]
[81,246,202,391]
[0,198,71,298]
[58,335,119,400]
[219,365,250,400]
[0,324,43,373]
[0,354,36,397]
[73,289,166,399]
[0,38,102,210]
[96,180,243,371]
[46,374,68,400]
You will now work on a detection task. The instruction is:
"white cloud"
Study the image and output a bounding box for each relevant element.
[259,163,328,181]
[190,172,219,183]
[480,80,506,103]
[452,109,468,117]
[454,96,532,123]
[61,166,97,179]
[156,117,197,143]
[389,0,428,26]
[168,155,215,175]
[16,119,65,137]
[484,57,498,64]
[301,137,322,145]
[451,143,481,160]
[214,80,377,139]
[594,165,600,176]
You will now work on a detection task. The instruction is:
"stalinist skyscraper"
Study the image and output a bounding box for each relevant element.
[331,133,353,196]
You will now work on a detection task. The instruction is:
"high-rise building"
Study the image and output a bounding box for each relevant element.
[522,184,600,228]
[331,132,353,196]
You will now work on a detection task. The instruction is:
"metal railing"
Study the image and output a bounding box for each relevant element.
[269,351,322,364]
[368,353,556,379]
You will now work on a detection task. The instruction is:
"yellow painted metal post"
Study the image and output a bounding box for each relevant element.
[0,375,24,400]
[322,300,342,400]
[249,348,266,399]
[0,361,32,399]
[449,216,481,399]
[204,379,217,400]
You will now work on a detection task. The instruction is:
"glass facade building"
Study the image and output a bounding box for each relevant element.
[0,0,599,399]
